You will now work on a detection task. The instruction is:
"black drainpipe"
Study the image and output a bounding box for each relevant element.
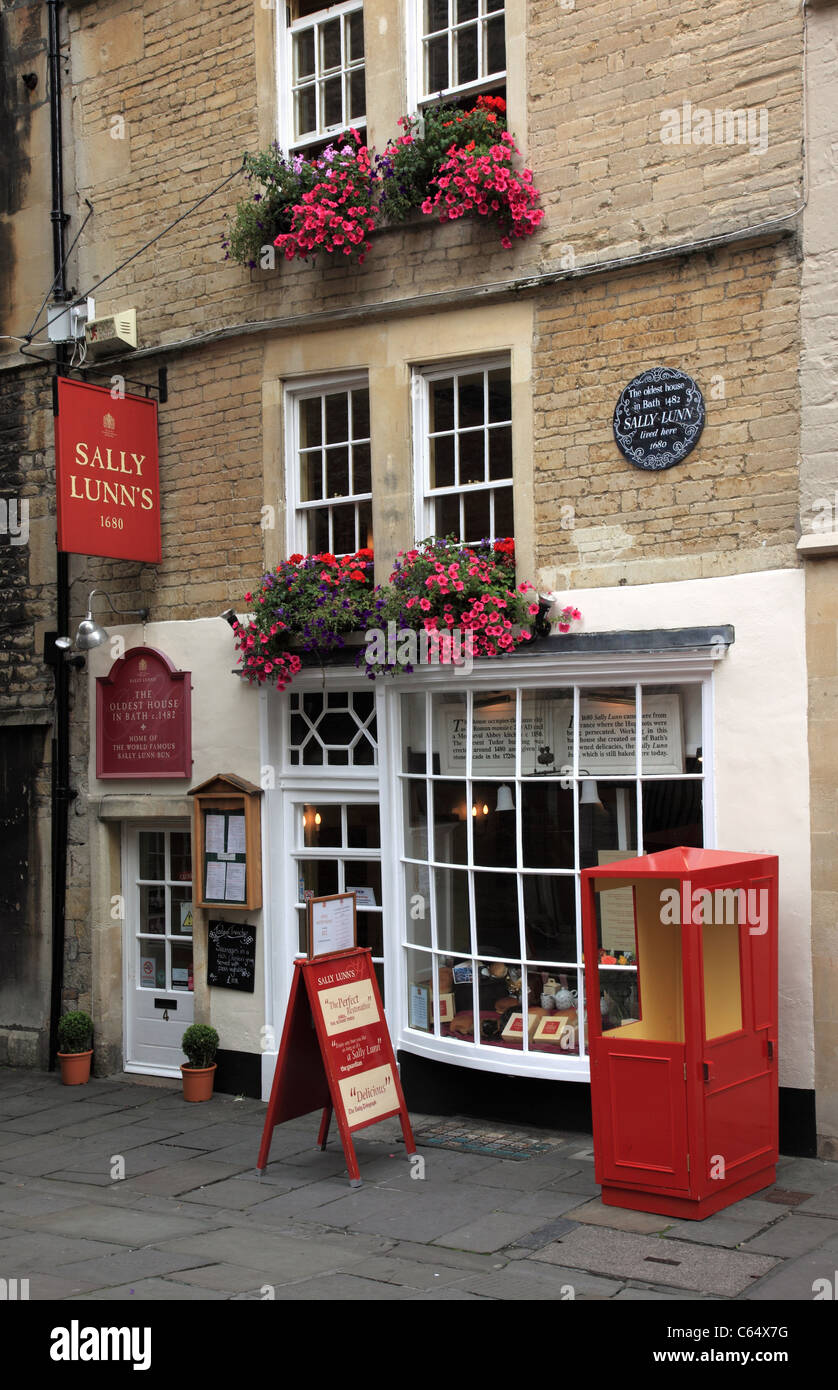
[47,0,72,1067]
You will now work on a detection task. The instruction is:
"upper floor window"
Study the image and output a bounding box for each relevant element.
[414,358,513,544]
[287,376,373,557]
[285,0,366,151]
[419,0,505,103]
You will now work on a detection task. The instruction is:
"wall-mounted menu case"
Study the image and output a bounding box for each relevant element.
[189,773,262,911]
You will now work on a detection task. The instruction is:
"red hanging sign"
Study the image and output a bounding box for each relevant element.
[96,646,192,779]
[55,376,161,562]
[257,947,416,1187]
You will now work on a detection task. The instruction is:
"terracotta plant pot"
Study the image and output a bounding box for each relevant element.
[181,1062,217,1102]
[57,1049,93,1085]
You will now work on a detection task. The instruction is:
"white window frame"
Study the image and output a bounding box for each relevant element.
[407,0,506,112]
[390,655,717,1083]
[284,371,372,558]
[259,649,720,1096]
[412,355,514,545]
[277,0,366,153]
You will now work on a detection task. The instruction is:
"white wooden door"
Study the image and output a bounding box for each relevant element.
[125,824,195,1074]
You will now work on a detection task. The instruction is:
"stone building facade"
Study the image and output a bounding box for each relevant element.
[1,0,836,1155]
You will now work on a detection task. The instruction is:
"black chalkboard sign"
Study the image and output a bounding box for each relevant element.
[207,919,256,992]
[613,367,705,471]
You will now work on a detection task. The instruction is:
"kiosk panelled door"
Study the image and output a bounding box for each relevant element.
[700,876,777,1178]
[589,877,690,1190]
[127,826,195,1072]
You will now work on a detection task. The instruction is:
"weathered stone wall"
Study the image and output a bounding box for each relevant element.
[533,236,801,590]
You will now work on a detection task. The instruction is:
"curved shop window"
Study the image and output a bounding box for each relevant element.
[398,681,707,1077]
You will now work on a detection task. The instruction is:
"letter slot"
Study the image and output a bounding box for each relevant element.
[154,998,177,1010]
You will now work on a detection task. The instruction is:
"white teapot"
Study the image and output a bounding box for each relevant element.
[554,986,577,1010]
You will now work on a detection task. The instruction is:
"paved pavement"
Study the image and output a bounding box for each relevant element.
[1,1067,837,1302]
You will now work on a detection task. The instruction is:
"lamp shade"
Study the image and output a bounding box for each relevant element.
[496,784,515,813]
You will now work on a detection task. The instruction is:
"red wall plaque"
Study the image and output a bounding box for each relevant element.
[96,646,192,779]
[55,376,161,562]
[257,948,416,1186]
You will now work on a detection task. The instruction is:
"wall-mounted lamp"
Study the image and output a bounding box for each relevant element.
[56,589,149,653]
[221,609,239,630]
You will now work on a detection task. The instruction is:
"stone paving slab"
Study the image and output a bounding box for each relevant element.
[512,1217,581,1249]
[162,1262,286,1294]
[21,1271,105,1300]
[0,1231,127,1268]
[532,1226,779,1296]
[743,1232,838,1300]
[346,1253,474,1290]
[234,1179,353,1221]
[773,1158,838,1192]
[0,1184,85,1218]
[564,1198,672,1234]
[796,1189,838,1218]
[178,1176,285,1210]
[742,1214,838,1258]
[24,1201,215,1247]
[249,1272,416,1300]
[458,1258,622,1301]
[152,1224,388,1278]
[662,1216,771,1248]
[469,1157,584,1191]
[293,1183,506,1242]
[433,1210,555,1253]
[501,1190,587,1221]
[73,1277,230,1301]
[119,1158,245,1198]
[54,1248,216,1288]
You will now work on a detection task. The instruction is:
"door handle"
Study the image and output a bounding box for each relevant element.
[702,1061,715,1082]
[767,1038,775,1062]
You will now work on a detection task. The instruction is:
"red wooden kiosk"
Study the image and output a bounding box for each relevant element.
[581,846,778,1220]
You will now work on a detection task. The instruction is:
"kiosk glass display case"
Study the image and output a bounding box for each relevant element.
[581,846,778,1219]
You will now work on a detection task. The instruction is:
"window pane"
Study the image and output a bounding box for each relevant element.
[459,430,485,485]
[458,373,484,429]
[323,75,343,127]
[435,492,460,538]
[171,886,193,935]
[430,434,455,489]
[358,499,373,549]
[432,780,468,864]
[404,862,432,947]
[457,0,478,20]
[434,867,471,952]
[139,939,166,989]
[301,397,322,447]
[486,14,505,73]
[488,367,511,422]
[171,942,193,991]
[472,781,516,867]
[492,486,514,541]
[140,885,165,934]
[426,0,450,33]
[350,388,370,439]
[522,781,574,868]
[139,831,164,882]
[642,779,703,853]
[347,8,364,60]
[486,0,504,12]
[325,392,349,443]
[406,948,434,1032]
[326,446,350,499]
[298,859,339,897]
[170,832,192,883]
[295,85,317,138]
[303,803,341,847]
[462,488,490,542]
[403,778,429,859]
[426,35,449,93]
[321,17,341,70]
[474,870,519,957]
[310,507,330,553]
[523,873,576,964]
[488,425,512,479]
[402,692,428,772]
[345,861,381,903]
[357,911,383,956]
[455,23,478,84]
[302,452,323,502]
[530,967,581,1055]
[332,503,356,555]
[577,688,637,775]
[346,803,381,847]
[294,29,315,79]
[352,442,371,494]
[431,378,455,432]
[579,780,637,872]
[348,68,365,119]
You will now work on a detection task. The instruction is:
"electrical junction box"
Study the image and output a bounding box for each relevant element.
[85,308,137,358]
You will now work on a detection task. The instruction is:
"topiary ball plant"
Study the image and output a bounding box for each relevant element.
[181,1023,219,1070]
[57,1010,93,1055]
